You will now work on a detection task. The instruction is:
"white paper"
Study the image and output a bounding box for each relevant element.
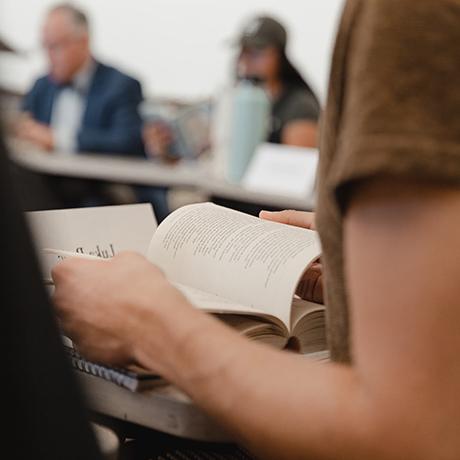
[27,204,157,279]
[242,143,319,199]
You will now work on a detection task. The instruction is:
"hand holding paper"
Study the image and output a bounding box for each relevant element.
[42,248,106,285]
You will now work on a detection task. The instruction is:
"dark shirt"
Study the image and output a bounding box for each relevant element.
[268,85,320,144]
[0,138,103,460]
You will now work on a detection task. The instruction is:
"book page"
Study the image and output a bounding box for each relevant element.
[148,203,321,329]
[173,282,287,334]
[290,298,326,353]
[290,297,325,331]
[215,314,289,349]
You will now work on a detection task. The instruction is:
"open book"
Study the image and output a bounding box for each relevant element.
[28,202,326,354]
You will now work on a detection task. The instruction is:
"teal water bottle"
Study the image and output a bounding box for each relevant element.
[226,77,271,183]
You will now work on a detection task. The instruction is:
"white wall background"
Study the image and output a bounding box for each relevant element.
[0,0,345,103]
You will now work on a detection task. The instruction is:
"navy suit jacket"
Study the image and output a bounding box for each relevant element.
[22,62,145,157]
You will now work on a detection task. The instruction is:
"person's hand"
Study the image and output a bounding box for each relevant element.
[294,261,323,305]
[260,210,323,304]
[51,252,194,373]
[143,122,175,161]
[15,112,55,151]
[259,209,316,230]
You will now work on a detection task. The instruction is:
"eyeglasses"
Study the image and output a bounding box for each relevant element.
[42,36,79,54]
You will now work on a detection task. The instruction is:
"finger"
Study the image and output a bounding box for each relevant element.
[296,268,324,304]
[51,256,95,285]
[259,210,316,230]
[310,261,322,271]
[51,280,74,316]
[115,250,146,261]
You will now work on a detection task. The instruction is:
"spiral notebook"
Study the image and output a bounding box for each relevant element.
[64,345,165,392]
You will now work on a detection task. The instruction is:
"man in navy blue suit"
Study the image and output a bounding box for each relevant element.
[17,4,144,156]
[16,3,169,220]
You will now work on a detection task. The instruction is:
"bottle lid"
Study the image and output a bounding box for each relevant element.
[238,75,264,86]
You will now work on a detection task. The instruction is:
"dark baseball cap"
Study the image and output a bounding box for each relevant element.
[236,16,288,50]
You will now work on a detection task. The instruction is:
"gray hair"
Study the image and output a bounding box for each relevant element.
[48,3,90,36]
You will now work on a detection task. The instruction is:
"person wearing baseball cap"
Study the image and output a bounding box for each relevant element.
[235,15,321,148]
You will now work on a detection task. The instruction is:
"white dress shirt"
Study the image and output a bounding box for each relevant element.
[50,59,96,154]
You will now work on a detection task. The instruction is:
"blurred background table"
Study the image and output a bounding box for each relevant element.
[8,141,316,216]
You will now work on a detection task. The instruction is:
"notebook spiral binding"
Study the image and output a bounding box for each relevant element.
[65,345,162,392]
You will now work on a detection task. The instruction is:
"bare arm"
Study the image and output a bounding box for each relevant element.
[53,179,460,460]
[281,120,318,148]
[15,112,55,151]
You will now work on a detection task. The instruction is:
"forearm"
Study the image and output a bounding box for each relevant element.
[282,120,318,148]
[52,250,453,459]
[131,304,380,460]
[177,330,370,460]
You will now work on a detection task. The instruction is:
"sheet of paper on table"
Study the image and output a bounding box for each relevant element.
[242,143,319,201]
